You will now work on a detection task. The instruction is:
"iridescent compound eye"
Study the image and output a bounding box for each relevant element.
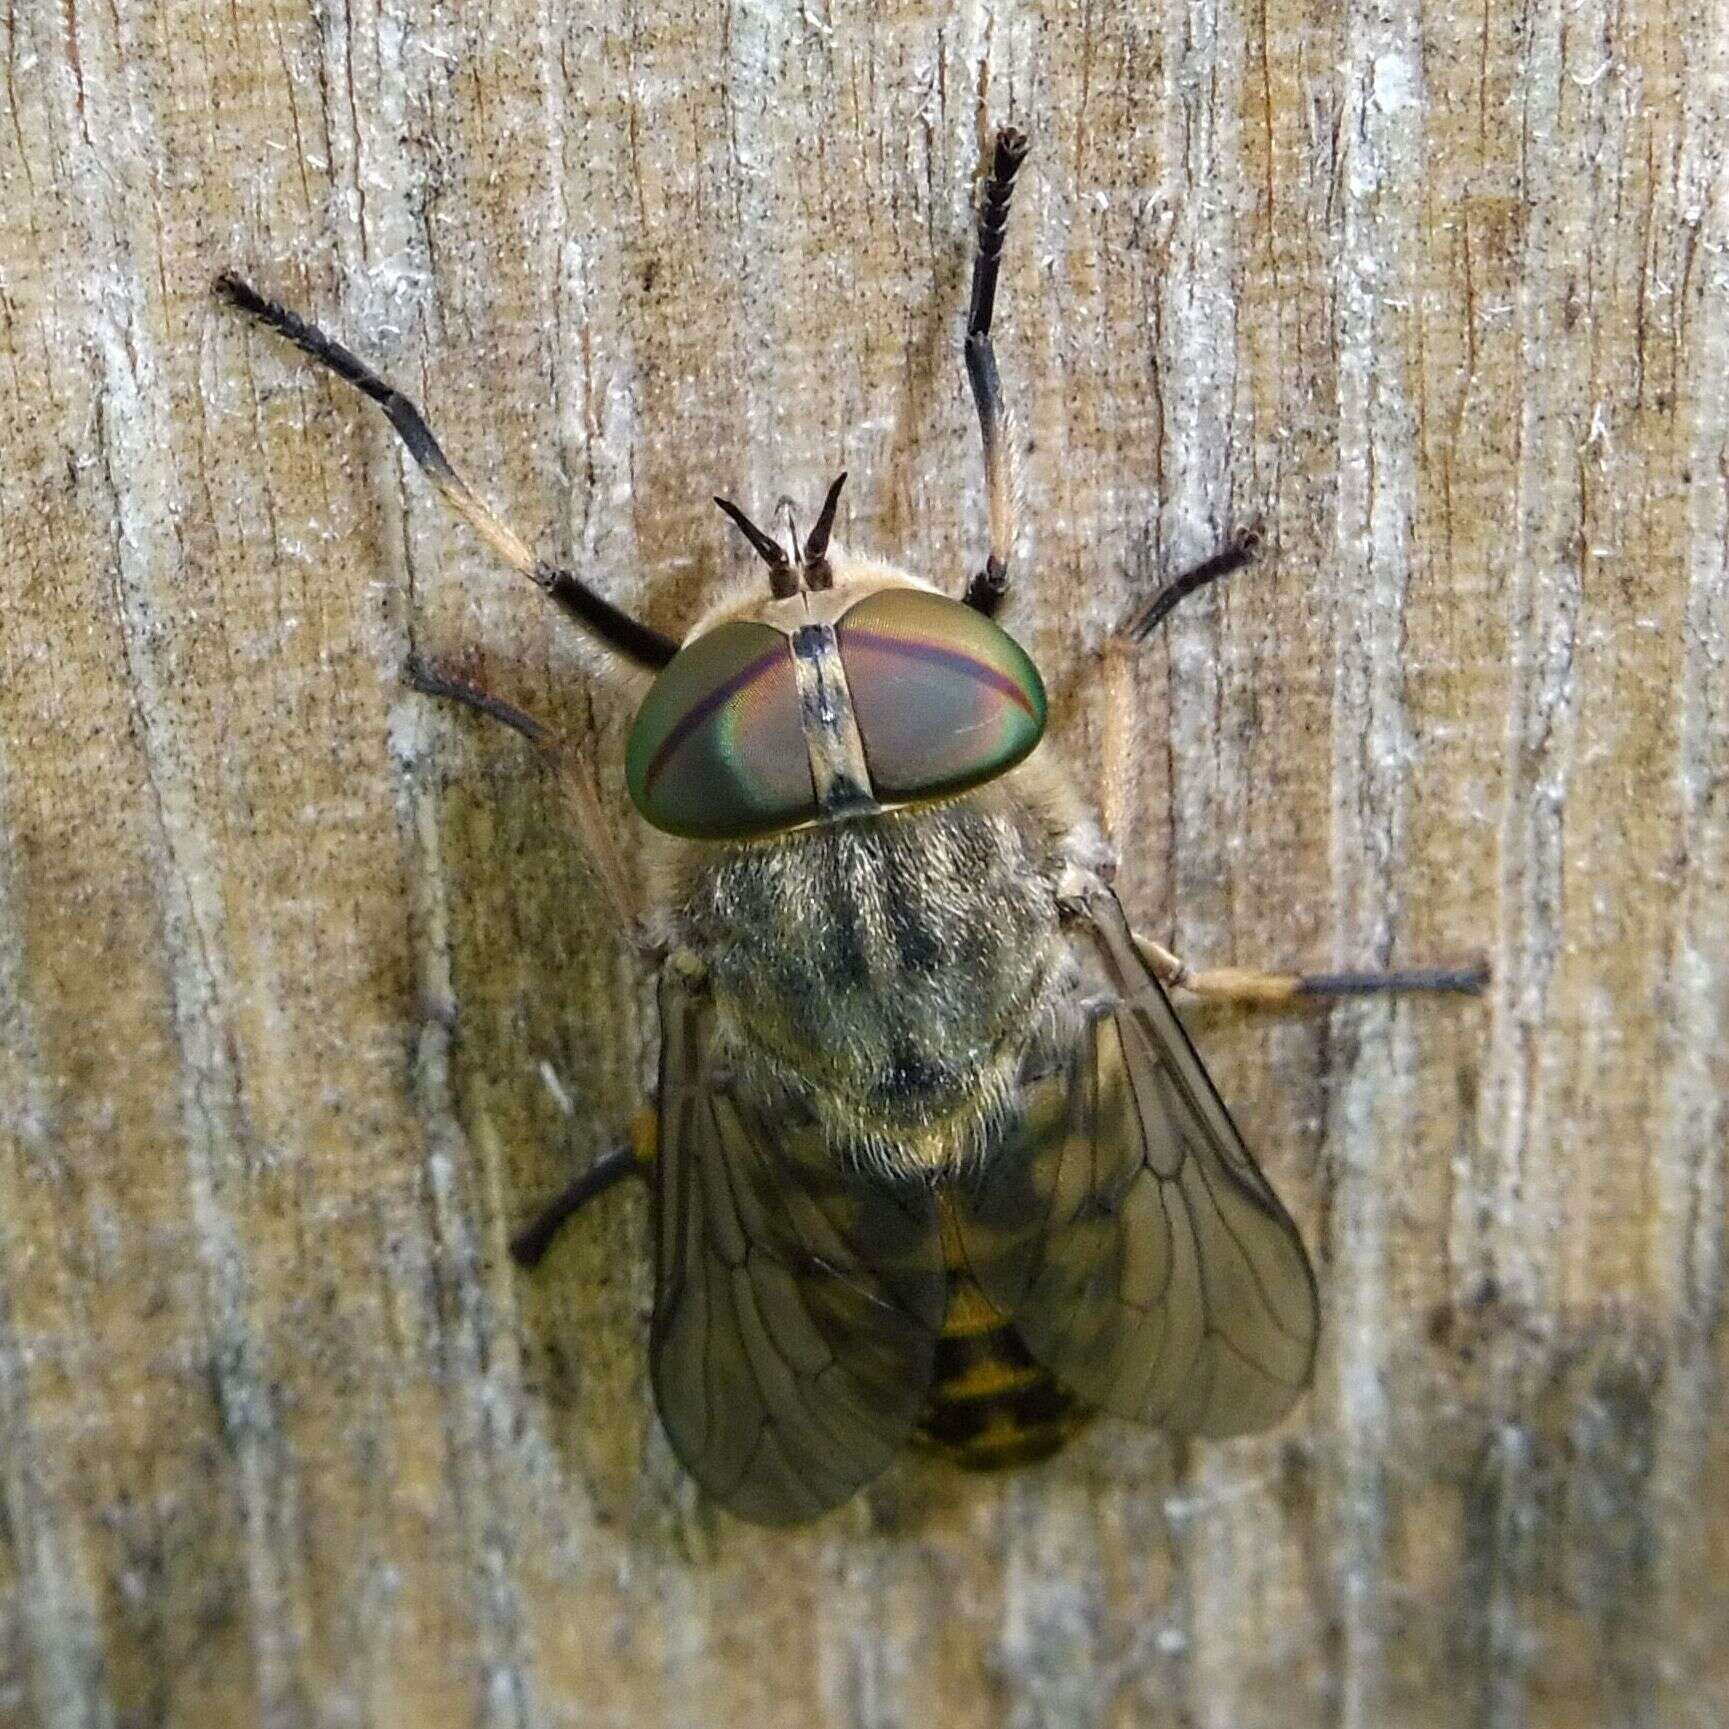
[626,622,813,840]
[836,588,1046,800]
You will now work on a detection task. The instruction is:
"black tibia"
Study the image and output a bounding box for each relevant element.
[1123,522,1264,642]
[404,652,548,747]
[214,273,678,671]
[962,127,1030,621]
[510,1141,645,1269]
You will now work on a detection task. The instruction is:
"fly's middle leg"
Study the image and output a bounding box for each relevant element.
[1134,934,1490,1005]
[1095,524,1264,849]
[1099,528,1487,1003]
[1118,522,1264,643]
[405,653,643,936]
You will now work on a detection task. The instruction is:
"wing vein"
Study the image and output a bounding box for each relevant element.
[946,886,1319,1438]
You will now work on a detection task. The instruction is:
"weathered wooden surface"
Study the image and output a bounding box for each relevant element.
[0,1,1724,1725]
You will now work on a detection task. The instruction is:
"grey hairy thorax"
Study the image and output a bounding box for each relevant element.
[680,793,1082,1172]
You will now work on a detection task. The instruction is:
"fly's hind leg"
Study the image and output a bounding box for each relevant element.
[1134,934,1489,1006]
[510,1109,657,1268]
[405,653,643,938]
[405,659,659,1265]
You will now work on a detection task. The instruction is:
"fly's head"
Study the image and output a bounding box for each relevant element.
[626,476,1049,844]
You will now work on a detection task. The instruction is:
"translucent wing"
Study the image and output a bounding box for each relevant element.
[951,889,1319,1438]
[650,965,946,1524]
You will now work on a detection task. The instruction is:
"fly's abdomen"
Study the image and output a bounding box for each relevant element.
[915,1269,1092,1471]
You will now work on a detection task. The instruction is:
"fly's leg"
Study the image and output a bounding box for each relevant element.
[957,129,1250,630]
[961,127,1031,620]
[405,654,643,936]
[1118,522,1264,643]
[1134,934,1490,1005]
[1096,525,1266,846]
[405,653,550,746]
[509,1142,636,1268]
[406,656,656,1265]
[1102,530,1487,1002]
[404,657,659,1261]
[510,1109,658,1268]
[216,273,678,671]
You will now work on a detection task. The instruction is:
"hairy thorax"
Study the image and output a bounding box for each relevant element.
[676,794,1075,1171]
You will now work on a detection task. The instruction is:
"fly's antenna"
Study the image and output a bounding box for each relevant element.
[714,496,799,598]
[802,472,847,591]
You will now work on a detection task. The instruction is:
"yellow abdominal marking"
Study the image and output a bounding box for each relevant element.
[939,1279,1010,1338]
[938,1354,1045,1401]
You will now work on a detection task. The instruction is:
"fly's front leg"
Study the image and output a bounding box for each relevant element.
[961,127,1030,620]
[217,273,678,671]
[1133,933,1489,1005]
[405,654,644,938]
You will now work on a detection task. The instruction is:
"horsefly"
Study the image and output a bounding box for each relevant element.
[217,128,1484,1525]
